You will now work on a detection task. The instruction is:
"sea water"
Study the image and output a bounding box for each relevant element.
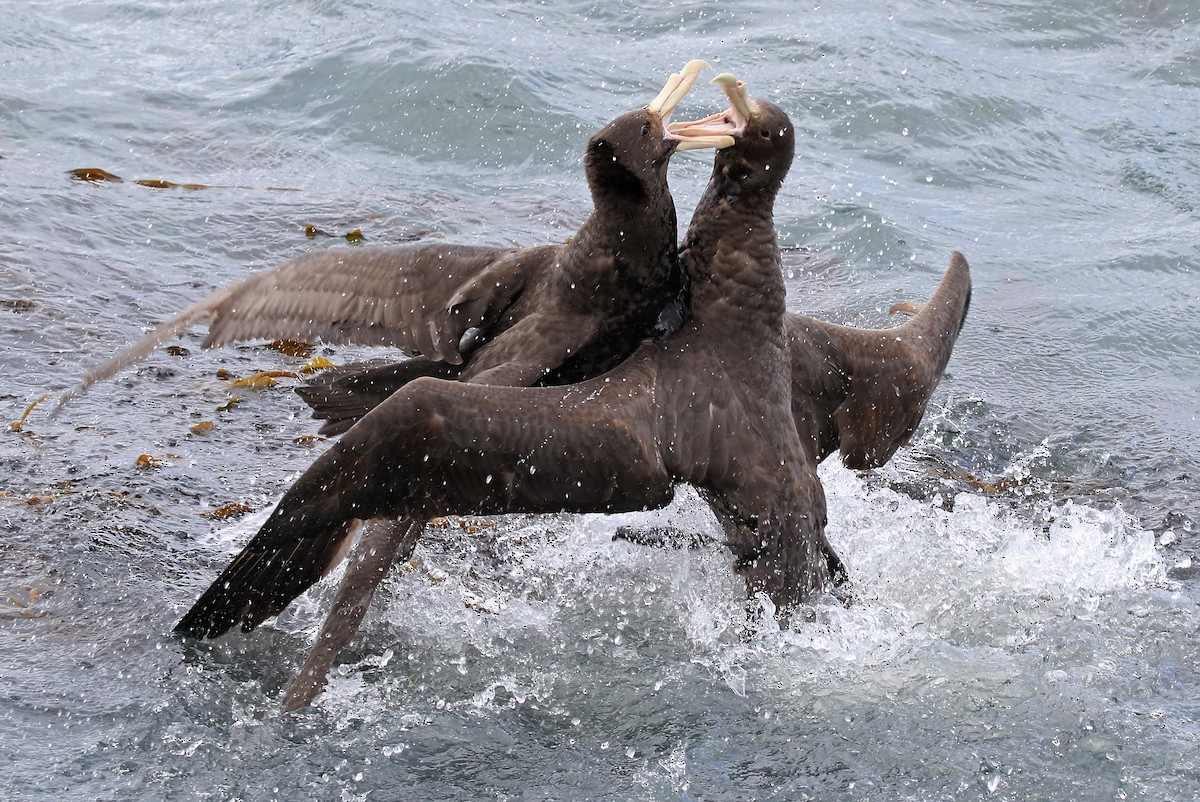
[1,1,1197,799]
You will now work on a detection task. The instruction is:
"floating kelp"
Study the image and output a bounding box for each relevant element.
[135,454,168,469]
[305,224,365,244]
[428,516,500,534]
[201,502,255,520]
[69,167,122,182]
[165,345,190,357]
[939,466,1033,494]
[229,370,300,389]
[266,339,315,358]
[67,168,203,189]
[68,167,301,192]
[8,394,49,432]
[135,178,209,191]
[189,421,216,435]
[2,299,37,311]
[216,398,240,412]
[25,490,75,505]
[888,300,924,317]
[293,434,327,446]
[3,586,49,620]
[300,356,335,374]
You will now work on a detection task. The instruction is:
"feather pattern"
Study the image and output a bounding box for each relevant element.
[173,89,970,715]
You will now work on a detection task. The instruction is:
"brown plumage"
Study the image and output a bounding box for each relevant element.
[176,77,830,699]
[176,77,972,712]
[288,256,971,448]
[614,254,971,553]
[302,97,973,467]
[57,61,730,409]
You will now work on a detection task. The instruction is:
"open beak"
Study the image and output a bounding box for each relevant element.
[646,60,735,151]
[666,72,754,146]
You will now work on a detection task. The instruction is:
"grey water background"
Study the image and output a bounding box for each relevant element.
[2,0,1198,799]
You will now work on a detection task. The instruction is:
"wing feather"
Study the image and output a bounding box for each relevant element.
[788,251,971,468]
[61,242,552,407]
[175,357,675,639]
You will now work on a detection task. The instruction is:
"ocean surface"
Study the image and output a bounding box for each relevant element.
[2,1,1198,799]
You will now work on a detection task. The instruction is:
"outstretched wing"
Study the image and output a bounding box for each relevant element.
[788,251,972,469]
[174,355,676,639]
[60,242,556,406]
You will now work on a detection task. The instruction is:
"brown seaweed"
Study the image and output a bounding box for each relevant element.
[229,370,300,389]
[69,167,301,192]
[201,502,256,520]
[8,394,49,432]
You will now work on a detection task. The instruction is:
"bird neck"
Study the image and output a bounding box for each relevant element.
[680,185,786,331]
[560,185,677,290]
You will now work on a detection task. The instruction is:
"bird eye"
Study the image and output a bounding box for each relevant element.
[642,123,651,137]
[759,128,771,139]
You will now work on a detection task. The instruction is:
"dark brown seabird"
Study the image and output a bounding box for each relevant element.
[174,74,874,710]
[287,80,972,711]
[666,79,973,470]
[613,257,971,551]
[56,60,740,713]
[297,101,971,459]
[286,79,971,710]
[296,79,972,536]
[57,60,731,410]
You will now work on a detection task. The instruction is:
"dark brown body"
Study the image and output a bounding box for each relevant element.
[177,98,828,640]
[175,98,972,711]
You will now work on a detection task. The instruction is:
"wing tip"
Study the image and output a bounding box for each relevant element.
[173,589,254,639]
[173,610,236,640]
[945,250,972,334]
[897,249,972,336]
[830,249,973,471]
